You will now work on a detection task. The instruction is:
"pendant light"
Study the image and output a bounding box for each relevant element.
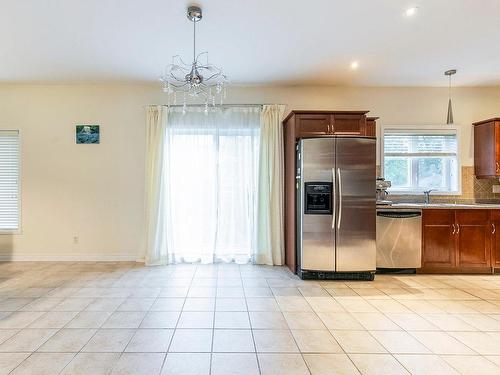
[445,69,457,124]
[159,6,229,111]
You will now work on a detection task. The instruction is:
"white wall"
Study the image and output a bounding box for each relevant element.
[1,83,500,261]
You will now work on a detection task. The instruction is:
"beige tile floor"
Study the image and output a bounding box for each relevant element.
[1,263,500,374]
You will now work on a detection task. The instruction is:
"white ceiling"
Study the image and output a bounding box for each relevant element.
[1,0,499,86]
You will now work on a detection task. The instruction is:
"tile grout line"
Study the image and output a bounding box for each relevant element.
[6,282,94,374]
[241,262,262,375]
[115,270,168,375]
[209,263,219,375]
[158,264,195,375]
[298,280,360,375]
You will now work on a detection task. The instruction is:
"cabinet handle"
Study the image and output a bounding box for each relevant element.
[456,224,460,234]
[330,124,334,134]
[452,224,455,235]
[496,162,499,173]
[493,223,496,234]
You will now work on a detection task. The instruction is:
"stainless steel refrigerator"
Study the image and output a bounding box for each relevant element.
[296,137,376,280]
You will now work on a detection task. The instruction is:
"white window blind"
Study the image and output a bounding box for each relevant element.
[383,129,459,194]
[0,130,20,231]
[384,134,457,156]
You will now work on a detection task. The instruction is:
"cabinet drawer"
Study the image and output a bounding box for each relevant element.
[423,209,455,225]
[456,209,490,224]
[491,210,500,221]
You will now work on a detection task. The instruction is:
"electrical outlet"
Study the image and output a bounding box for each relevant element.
[73,236,79,244]
[493,185,500,194]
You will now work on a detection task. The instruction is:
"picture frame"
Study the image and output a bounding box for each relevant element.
[76,125,100,144]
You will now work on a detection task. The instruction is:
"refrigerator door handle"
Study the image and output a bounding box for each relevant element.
[331,168,336,229]
[337,167,342,230]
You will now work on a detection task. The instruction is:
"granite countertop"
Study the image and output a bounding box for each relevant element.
[377,200,500,209]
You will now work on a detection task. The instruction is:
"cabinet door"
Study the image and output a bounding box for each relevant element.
[366,119,376,137]
[474,122,498,178]
[490,210,500,269]
[492,219,500,269]
[297,114,331,137]
[456,209,491,268]
[496,122,500,176]
[422,209,456,270]
[332,114,366,135]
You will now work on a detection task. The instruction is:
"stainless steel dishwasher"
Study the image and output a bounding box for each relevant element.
[376,209,422,270]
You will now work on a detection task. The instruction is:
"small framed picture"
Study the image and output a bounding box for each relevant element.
[76,125,100,144]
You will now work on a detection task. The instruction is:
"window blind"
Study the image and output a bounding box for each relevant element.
[0,130,20,231]
[384,133,457,156]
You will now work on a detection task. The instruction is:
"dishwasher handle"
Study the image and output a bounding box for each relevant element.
[377,211,422,219]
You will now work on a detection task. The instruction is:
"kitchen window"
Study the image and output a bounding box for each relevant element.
[0,130,20,232]
[382,126,460,195]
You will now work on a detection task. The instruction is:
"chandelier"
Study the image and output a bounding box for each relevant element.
[160,6,229,110]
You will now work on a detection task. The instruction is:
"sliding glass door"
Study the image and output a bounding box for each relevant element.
[163,106,260,263]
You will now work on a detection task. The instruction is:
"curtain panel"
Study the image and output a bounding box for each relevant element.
[256,104,286,265]
[144,106,168,265]
[144,104,285,266]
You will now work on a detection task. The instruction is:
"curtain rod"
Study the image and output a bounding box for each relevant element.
[147,104,287,108]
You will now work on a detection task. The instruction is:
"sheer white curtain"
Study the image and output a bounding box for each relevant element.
[144,106,168,265]
[161,106,260,264]
[256,105,286,265]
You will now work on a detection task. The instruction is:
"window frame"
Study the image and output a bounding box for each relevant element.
[0,129,22,234]
[380,124,461,196]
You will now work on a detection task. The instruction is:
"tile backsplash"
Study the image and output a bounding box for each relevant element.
[377,165,500,202]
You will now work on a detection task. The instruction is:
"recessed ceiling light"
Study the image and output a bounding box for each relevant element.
[404,6,419,17]
[350,61,359,70]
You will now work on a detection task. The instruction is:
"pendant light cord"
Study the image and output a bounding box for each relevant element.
[193,18,197,63]
[449,74,452,100]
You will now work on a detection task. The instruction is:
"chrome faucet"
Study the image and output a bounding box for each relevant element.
[423,189,435,204]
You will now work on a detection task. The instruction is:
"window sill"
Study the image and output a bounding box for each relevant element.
[388,191,461,196]
[0,229,21,235]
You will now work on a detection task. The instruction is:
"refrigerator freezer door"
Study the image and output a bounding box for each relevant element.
[299,138,336,271]
[335,138,376,272]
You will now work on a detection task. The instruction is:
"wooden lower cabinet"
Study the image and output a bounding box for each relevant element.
[491,211,500,269]
[421,209,493,273]
[421,210,456,271]
[456,210,491,268]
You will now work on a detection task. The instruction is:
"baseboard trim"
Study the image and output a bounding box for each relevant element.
[0,253,141,262]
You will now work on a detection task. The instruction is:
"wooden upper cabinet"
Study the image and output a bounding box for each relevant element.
[422,209,456,270]
[366,117,378,137]
[332,113,366,135]
[473,118,500,178]
[284,111,372,138]
[295,113,331,137]
[455,209,491,268]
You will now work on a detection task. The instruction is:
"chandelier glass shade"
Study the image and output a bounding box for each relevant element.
[160,6,228,110]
